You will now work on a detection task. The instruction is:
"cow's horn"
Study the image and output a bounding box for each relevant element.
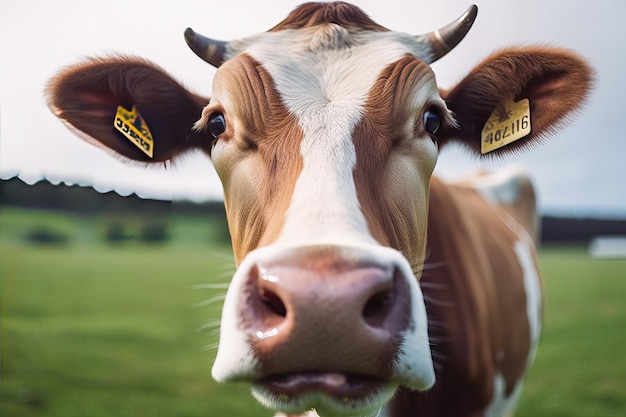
[184,27,227,67]
[421,5,478,63]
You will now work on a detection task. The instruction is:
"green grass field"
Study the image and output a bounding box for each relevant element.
[1,207,625,416]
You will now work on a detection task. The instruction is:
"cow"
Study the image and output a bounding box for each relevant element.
[46,2,593,416]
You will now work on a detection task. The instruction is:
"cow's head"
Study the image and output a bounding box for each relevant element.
[47,2,592,416]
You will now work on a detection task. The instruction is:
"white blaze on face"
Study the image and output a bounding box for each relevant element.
[231,26,434,246]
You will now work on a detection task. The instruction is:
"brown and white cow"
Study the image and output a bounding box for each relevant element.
[46,2,592,416]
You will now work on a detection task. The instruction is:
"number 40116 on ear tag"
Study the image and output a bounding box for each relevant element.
[481,99,531,154]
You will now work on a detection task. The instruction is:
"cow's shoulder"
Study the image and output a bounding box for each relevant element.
[452,166,538,243]
[429,167,537,244]
[420,171,539,414]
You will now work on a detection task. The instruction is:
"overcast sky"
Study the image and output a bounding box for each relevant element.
[1,0,625,216]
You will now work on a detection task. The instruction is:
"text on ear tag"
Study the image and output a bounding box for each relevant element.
[481,98,531,154]
[114,105,154,158]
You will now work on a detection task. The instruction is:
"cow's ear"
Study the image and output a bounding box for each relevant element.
[439,47,593,156]
[47,56,211,162]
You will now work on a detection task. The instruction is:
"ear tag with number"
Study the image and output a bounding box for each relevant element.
[114,105,154,158]
[481,98,531,154]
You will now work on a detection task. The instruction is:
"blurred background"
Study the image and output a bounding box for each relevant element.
[2,0,625,416]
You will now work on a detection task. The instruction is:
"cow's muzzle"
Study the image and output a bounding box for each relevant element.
[212,244,435,415]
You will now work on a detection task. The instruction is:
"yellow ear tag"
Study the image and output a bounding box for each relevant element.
[114,105,154,158]
[481,98,531,154]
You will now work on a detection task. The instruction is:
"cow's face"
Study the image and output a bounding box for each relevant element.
[196,21,455,416]
[204,33,449,265]
[46,2,593,416]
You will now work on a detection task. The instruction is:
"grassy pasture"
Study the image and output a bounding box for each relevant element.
[1,207,625,416]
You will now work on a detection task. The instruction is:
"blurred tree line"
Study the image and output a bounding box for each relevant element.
[2,176,626,246]
[0,177,230,245]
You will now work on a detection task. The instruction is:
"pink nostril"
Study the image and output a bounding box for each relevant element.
[259,287,287,318]
[362,288,394,328]
[247,266,289,336]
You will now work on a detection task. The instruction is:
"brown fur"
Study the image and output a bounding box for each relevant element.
[269,1,388,32]
[388,178,536,417]
[209,54,304,263]
[353,55,444,269]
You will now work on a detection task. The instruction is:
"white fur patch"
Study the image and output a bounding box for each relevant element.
[485,373,523,417]
[469,165,528,206]
[485,239,542,416]
[392,259,436,390]
[514,239,542,363]
[211,253,260,382]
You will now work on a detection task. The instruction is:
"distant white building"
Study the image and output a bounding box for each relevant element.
[589,236,626,259]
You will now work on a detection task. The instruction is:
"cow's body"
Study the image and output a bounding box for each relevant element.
[46,2,592,417]
[392,173,541,416]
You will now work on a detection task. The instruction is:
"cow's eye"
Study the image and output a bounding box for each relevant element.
[423,109,441,136]
[208,113,226,139]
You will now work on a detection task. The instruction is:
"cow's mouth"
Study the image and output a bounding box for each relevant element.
[261,372,385,397]
[252,372,394,416]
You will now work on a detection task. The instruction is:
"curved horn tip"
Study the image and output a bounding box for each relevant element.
[183,27,227,68]
[184,27,196,44]
[438,5,478,52]
[458,5,479,35]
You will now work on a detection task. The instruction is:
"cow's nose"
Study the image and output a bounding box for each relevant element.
[241,246,412,378]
